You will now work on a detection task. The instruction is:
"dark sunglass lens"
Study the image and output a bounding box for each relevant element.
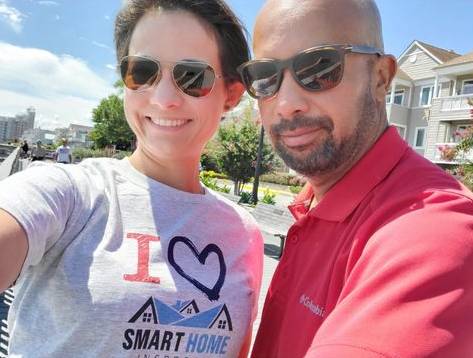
[173,62,215,97]
[121,57,159,90]
[242,62,279,99]
[294,49,343,91]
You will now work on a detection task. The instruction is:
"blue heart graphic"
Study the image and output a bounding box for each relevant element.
[168,236,226,301]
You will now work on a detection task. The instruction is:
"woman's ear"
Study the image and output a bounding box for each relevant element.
[223,81,245,111]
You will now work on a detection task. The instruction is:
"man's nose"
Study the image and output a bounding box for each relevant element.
[274,70,310,119]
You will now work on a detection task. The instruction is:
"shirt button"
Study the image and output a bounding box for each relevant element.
[291,234,299,243]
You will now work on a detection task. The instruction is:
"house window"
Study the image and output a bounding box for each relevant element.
[386,90,405,105]
[187,308,193,314]
[462,79,473,95]
[414,127,426,149]
[142,312,153,323]
[419,86,433,106]
[393,124,406,139]
[453,125,471,143]
[217,320,227,329]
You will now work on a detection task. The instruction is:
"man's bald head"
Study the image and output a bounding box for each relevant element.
[254,0,384,53]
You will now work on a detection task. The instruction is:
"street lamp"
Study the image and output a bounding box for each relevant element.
[252,124,265,204]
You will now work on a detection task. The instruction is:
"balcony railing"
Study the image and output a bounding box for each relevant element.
[440,94,473,112]
[435,142,473,163]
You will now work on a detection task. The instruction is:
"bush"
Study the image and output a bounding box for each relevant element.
[289,185,303,194]
[201,170,228,180]
[261,188,276,205]
[72,148,131,162]
[113,150,132,160]
[260,172,307,186]
[201,148,220,172]
[200,171,230,193]
[238,191,253,204]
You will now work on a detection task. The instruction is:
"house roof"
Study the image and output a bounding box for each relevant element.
[396,68,412,82]
[436,51,473,68]
[416,41,461,63]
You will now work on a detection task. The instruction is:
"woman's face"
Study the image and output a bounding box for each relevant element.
[124,10,237,162]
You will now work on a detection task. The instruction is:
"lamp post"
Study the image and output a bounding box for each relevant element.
[252,125,265,204]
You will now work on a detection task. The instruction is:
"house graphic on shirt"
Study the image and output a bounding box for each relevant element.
[128,297,233,332]
[172,299,200,316]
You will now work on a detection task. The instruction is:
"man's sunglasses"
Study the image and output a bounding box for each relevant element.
[237,44,384,99]
[120,55,223,98]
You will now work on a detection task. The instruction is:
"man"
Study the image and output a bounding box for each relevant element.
[238,0,473,357]
[55,138,72,164]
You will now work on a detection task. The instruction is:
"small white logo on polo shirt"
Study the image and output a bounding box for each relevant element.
[299,294,325,318]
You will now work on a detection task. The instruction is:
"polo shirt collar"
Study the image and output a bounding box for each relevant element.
[288,126,408,222]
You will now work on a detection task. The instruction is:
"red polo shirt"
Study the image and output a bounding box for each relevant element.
[251,127,473,358]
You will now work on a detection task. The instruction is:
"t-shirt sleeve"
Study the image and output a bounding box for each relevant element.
[249,226,264,323]
[307,191,473,357]
[0,163,79,277]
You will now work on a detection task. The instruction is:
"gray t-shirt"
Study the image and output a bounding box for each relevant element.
[0,158,263,357]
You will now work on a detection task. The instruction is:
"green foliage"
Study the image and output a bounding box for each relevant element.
[289,185,303,194]
[261,188,276,205]
[89,94,135,150]
[72,147,131,162]
[201,170,228,180]
[201,140,220,172]
[452,105,473,188]
[216,114,276,195]
[238,191,253,204]
[260,172,307,186]
[199,171,230,193]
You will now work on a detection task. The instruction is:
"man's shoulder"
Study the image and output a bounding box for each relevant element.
[376,148,472,202]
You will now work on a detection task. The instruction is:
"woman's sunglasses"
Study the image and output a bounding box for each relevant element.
[120,55,223,98]
[237,44,383,99]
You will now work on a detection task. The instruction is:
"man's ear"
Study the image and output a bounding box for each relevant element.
[373,54,397,103]
[223,81,246,111]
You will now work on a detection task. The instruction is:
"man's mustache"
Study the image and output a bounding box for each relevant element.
[270,115,334,136]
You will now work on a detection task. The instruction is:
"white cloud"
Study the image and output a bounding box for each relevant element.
[104,15,110,21]
[0,42,115,130]
[37,1,59,6]
[0,0,26,33]
[92,40,112,51]
[55,14,60,20]
[106,64,116,70]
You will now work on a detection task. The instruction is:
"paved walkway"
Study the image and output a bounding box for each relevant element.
[251,231,281,347]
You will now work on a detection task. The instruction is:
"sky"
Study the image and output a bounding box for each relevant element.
[0,0,472,130]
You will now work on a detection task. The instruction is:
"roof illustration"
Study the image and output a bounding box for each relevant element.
[154,298,186,324]
[129,297,232,331]
[174,305,228,328]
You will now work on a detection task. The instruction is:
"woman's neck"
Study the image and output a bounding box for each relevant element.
[128,149,203,194]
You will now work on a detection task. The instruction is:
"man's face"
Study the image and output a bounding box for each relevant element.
[253,9,381,177]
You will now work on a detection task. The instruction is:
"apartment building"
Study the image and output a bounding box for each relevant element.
[388,40,473,164]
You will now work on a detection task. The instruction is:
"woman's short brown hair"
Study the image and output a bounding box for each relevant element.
[115,0,250,83]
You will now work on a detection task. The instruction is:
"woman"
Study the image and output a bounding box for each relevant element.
[0,1,263,356]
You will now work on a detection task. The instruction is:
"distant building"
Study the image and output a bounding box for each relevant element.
[55,124,93,148]
[22,127,56,145]
[0,107,35,143]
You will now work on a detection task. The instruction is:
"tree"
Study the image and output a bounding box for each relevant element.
[216,112,277,196]
[89,81,135,150]
[452,98,473,190]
